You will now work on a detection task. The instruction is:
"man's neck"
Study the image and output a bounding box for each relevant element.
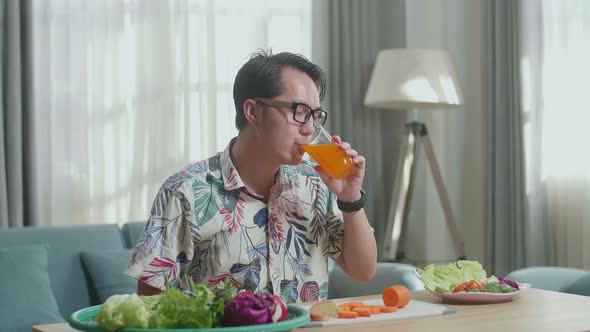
[230,132,280,200]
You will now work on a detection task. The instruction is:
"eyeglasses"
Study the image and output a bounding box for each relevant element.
[254,98,327,127]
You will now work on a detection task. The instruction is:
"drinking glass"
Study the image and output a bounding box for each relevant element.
[300,126,354,179]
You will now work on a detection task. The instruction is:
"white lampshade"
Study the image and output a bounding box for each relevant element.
[364,49,464,110]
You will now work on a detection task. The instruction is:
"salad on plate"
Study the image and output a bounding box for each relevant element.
[414,260,530,304]
[415,260,526,295]
[90,276,290,331]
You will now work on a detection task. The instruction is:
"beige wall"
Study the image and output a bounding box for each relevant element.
[403,0,485,265]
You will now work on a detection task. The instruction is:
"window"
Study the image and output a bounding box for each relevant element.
[31,0,311,225]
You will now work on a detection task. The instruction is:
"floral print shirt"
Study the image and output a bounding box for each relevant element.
[125,139,345,303]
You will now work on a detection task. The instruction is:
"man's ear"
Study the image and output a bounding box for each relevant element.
[242,99,259,125]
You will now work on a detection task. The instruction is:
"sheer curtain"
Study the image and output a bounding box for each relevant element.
[522,0,590,268]
[30,0,311,226]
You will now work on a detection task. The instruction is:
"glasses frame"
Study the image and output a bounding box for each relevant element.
[253,98,327,127]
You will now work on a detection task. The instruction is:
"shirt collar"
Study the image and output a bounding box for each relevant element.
[220,138,246,191]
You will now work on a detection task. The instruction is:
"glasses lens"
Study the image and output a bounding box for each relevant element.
[313,110,327,126]
[294,104,312,123]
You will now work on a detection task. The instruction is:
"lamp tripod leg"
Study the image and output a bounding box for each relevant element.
[420,129,467,260]
[383,122,466,262]
[383,122,421,262]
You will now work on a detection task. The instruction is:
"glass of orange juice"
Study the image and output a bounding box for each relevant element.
[300,126,354,179]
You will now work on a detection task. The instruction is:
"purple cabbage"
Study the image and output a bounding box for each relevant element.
[222,292,276,326]
[254,292,277,314]
[497,276,520,290]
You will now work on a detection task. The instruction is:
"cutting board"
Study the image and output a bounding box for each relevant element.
[300,298,455,327]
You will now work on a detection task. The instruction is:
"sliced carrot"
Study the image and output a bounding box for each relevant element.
[363,305,382,314]
[379,306,398,313]
[337,305,350,312]
[351,307,372,317]
[382,285,411,308]
[341,301,365,307]
[337,310,358,319]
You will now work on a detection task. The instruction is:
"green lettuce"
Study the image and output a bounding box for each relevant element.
[95,294,149,331]
[140,294,161,312]
[209,278,236,328]
[213,278,238,304]
[416,260,489,293]
[150,287,214,328]
[483,282,517,293]
[95,276,236,330]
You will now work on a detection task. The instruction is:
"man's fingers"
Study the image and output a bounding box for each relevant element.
[352,155,366,168]
[345,149,358,158]
[338,142,351,150]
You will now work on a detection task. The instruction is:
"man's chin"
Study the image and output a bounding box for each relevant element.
[286,153,305,165]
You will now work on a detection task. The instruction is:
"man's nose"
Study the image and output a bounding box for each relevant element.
[300,119,316,137]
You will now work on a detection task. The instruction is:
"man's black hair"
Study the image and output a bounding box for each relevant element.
[232,50,327,130]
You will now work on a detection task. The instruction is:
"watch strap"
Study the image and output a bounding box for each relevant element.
[337,190,366,213]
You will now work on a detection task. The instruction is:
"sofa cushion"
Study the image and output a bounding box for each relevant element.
[0,245,64,332]
[122,221,147,248]
[81,249,137,303]
[0,224,126,317]
[562,272,590,296]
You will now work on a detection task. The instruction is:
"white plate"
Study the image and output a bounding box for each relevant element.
[425,283,531,304]
[414,270,531,304]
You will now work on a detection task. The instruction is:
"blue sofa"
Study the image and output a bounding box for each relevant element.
[506,266,590,296]
[0,221,147,332]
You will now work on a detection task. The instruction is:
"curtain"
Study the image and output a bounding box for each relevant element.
[30,0,311,226]
[521,0,590,268]
[312,0,406,259]
[482,0,532,276]
[0,0,36,228]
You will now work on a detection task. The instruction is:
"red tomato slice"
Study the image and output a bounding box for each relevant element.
[453,284,466,293]
[466,280,484,291]
[453,281,470,293]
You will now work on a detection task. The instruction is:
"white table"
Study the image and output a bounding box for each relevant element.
[33,288,590,332]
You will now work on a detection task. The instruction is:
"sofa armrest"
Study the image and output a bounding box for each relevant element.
[506,266,590,294]
[328,262,424,299]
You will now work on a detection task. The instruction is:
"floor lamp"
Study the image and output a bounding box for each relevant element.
[364,49,467,262]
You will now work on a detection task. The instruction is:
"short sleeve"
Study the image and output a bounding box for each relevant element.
[322,189,345,261]
[320,189,375,262]
[125,185,195,290]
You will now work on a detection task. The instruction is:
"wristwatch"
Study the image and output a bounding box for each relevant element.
[337,190,366,213]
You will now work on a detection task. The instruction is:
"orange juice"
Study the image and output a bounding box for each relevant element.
[301,143,354,179]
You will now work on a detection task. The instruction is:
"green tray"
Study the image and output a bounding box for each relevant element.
[69,305,310,332]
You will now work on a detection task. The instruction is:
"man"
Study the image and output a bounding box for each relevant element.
[126,50,377,303]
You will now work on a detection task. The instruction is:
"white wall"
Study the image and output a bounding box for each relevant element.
[403,0,485,265]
